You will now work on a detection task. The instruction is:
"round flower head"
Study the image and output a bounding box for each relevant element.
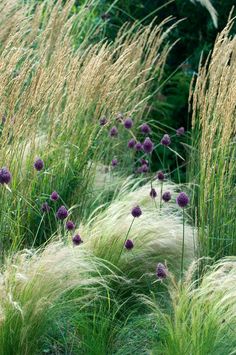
[128,138,136,149]
[125,239,134,250]
[156,263,168,280]
[140,123,151,134]
[162,191,171,202]
[72,234,83,246]
[111,158,118,167]
[109,126,118,138]
[124,117,133,129]
[157,171,165,181]
[176,126,185,136]
[176,192,189,208]
[0,167,12,185]
[141,163,149,173]
[135,142,143,151]
[34,158,44,171]
[131,205,142,218]
[50,191,59,201]
[99,116,107,126]
[143,137,154,154]
[150,188,157,199]
[140,158,149,166]
[41,202,50,213]
[161,134,171,146]
[56,205,68,220]
[66,220,75,231]
[1,115,6,125]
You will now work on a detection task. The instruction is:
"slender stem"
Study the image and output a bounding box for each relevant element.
[32,214,45,248]
[118,217,135,261]
[160,182,163,209]
[181,208,185,283]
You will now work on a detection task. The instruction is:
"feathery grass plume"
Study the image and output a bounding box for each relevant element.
[189,19,236,259]
[149,257,236,354]
[0,0,174,252]
[81,178,194,284]
[0,241,112,355]
[190,0,218,28]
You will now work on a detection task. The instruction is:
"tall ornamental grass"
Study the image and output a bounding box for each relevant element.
[149,257,236,355]
[0,0,173,253]
[189,19,236,259]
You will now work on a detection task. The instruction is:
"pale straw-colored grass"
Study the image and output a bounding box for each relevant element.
[189,19,236,258]
[0,0,174,252]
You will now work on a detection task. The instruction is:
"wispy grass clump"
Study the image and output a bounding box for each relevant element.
[0,241,111,355]
[149,257,236,355]
[81,178,194,284]
[189,19,236,259]
[0,0,174,253]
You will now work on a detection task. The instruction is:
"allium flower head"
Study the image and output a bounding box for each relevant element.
[0,167,12,185]
[161,134,171,146]
[176,192,189,208]
[157,171,165,181]
[125,239,134,250]
[150,188,157,199]
[109,126,118,137]
[99,116,107,126]
[116,112,124,123]
[72,234,83,246]
[41,202,50,213]
[66,220,75,231]
[156,263,168,280]
[124,117,133,129]
[162,191,171,202]
[34,158,44,171]
[135,142,143,151]
[1,115,6,125]
[128,138,136,149]
[143,137,154,154]
[141,163,149,173]
[140,123,151,134]
[131,205,142,218]
[50,191,59,201]
[140,159,148,166]
[56,206,68,220]
[176,127,185,136]
[111,158,118,167]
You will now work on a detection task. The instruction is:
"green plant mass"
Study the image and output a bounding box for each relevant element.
[0,0,235,354]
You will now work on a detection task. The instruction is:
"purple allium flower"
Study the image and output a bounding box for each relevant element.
[66,220,75,231]
[143,137,154,154]
[131,205,142,218]
[0,167,12,185]
[140,123,151,134]
[99,116,107,126]
[50,191,59,201]
[34,158,44,171]
[125,239,134,250]
[111,158,118,167]
[128,138,136,148]
[41,202,50,213]
[135,142,143,151]
[136,166,143,174]
[156,171,165,181]
[56,205,68,220]
[124,117,133,129]
[150,188,157,199]
[109,126,118,138]
[156,263,168,280]
[140,158,149,166]
[161,134,171,146]
[162,191,171,202]
[141,163,149,173]
[176,126,185,136]
[176,192,189,208]
[72,234,83,246]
